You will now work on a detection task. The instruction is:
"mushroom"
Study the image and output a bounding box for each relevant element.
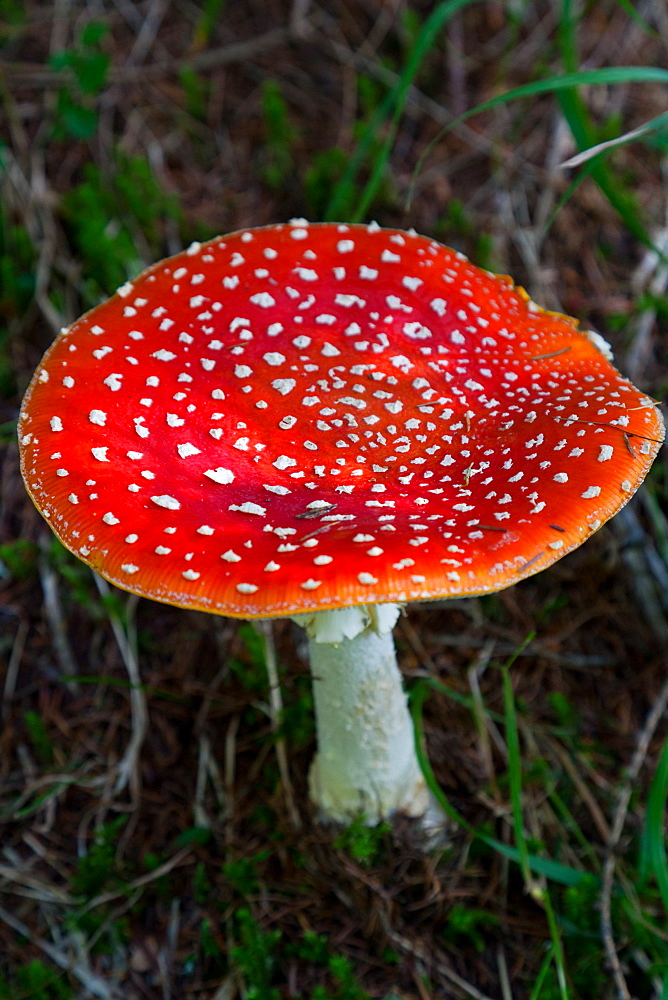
[18,221,664,825]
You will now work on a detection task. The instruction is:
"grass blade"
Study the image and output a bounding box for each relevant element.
[410,679,591,889]
[325,0,480,222]
[639,734,668,911]
[409,66,668,223]
[502,666,532,886]
[501,665,570,1000]
[557,0,656,252]
[559,111,668,169]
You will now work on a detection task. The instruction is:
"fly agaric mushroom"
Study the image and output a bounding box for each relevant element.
[19,221,664,825]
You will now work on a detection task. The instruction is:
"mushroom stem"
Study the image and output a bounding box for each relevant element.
[293,604,429,824]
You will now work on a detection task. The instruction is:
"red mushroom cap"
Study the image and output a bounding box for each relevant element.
[19,221,664,617]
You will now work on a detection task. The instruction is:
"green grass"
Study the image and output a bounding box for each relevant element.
[501,659,569,1000]
[639,735,668,913]
[409,63,668,256]
[61,154,181,299]
[50,21,110,139]
[0,538,38,581]
[23,711,55,765]
[0,204,35,397]
[260,79,299,192]
[333,815,391,868]
[228,911,375,1000]
[410,644,668,999]
[320,0,668,260]
[325,0,481,222]
[0,960,73,1000]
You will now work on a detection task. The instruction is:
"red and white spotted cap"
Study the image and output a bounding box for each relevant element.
[19,221,664,617]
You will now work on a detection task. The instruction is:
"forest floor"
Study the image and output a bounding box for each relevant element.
[1,2,667,998]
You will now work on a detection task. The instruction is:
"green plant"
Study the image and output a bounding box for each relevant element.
[65,816,134,953]
[50,21,110,139]
[23,710,55,765]
[48,537,103,617]
[501,660,568,999]
[277,673,314,750]
[175,825,214,849]
[200,918,226,970]
[193,861,213,905]
[548,691,580,732]
[0,0,26,43]
[0,959,73,1000]
[412,62,668,255]
[638,734,668,913]
[230,908,281,1000]
[443,903,500,953]
[333,815,390,868]
[304,147,351,220]
[61,153,180,299]
[535,887,609,1000]
[230,622,268,691]
[260,80,298,192]
[326,0,481,222]
[0,539,38,581]
[189,0,227,48]
[411,638,668,999]
[313,956,371,1000]
[0,202,35,397]
[179,65,209,121]
[287,933,373,999]
[290,930,331,964]
[0,206,35,309]
[221,849,270,895]
[70,816,128,898]
[555,5,646,250]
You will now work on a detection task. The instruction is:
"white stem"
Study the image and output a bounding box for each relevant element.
[294,604,428,824]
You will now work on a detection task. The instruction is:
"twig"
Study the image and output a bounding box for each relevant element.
[2,619,28,722]
[93,575,147,802]
[159,896,182,1000]
[224,714,240,821]
[317,17,494,156]
[49,0,71,56]
[0,861,73,903]
[77,846,193,914]
[194,733,213,828]
[612,502,668,643]
[468,641,507,781]
[550,741,611,844]
[377,908,497,1000]
[600,669,668,1000]
[6,27,293,84]
[497,944,514,1000]
[194,732,229,827]
[255,620,302,828]
[0,768,106,823]
[420,628,616,668]
[211,974,240,1000]
[290,0,312,38]
[123,0,170,67]
[627,214,668,382]
[0,904,125,999]
[38,537,79,691]
[28,154,68,334]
